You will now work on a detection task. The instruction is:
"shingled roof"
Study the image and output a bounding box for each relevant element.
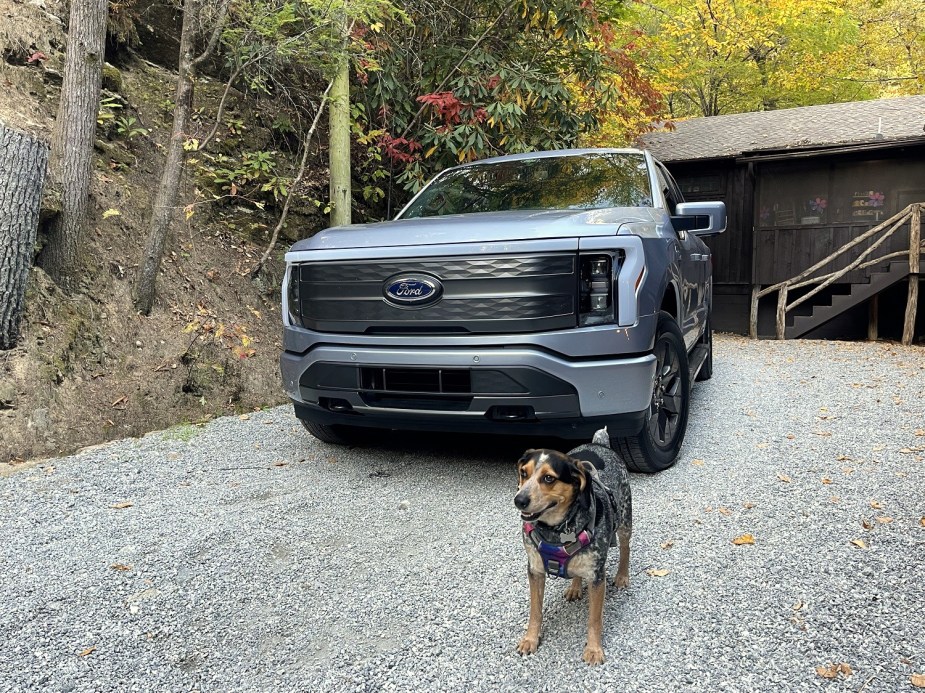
[640,95,925,163]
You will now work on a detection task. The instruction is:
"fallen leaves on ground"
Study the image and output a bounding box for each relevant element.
[876,516,893,524]
[850,538,868,549]
[743,502,756,509]
[816,663,853,679]
[914,429,925,437]
[111,501,133,509]
[792,600,804,611]
[732,533,755,545]
[78,646,96,657]
[911,673,925,688]
[110,563,132,571]
[691,458,704,466]
[777,474,792,483]
[239,414,250,421]
[870,500,883,510]
[920,517,925,527]
[718,507,732,516]
[660,540,674,550]
[647,568,670,577]
[821,477,832,485]
[812,430,832,437]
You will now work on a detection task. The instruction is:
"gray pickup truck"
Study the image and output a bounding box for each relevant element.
[280,149,725,472]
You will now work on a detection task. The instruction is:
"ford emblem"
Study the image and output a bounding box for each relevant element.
[383,273,443,307]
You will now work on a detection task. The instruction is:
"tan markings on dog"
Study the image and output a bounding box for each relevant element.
[516,457,536,487]
[518,461,579,526]
[582,580,606,665]
[614,527,631,589]
[564,577,583,601]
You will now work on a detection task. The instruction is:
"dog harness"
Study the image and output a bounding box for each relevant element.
[522,470,619,579]
[522,522,593,578]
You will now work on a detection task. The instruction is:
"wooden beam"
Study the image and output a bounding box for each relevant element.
[902,204,921,346]
[776,286,788,340]
[749,285,759,339]
[868,294,878,342]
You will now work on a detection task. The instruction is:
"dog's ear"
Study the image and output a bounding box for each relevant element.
[516,449,536,479]
[569,456,593,511]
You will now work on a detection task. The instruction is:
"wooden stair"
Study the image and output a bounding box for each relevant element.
[785,261,911,339]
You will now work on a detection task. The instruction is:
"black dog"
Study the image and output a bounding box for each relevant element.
[513,427,632,665]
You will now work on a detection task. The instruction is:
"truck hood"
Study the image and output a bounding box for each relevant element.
[290,208,657,252]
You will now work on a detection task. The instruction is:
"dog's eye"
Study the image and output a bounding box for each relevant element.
[542,474,556,484]
[519,469,527,479]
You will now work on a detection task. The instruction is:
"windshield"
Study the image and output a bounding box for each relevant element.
[400,152,652,219]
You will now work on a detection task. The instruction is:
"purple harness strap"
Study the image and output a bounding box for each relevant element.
[523,522,593,578]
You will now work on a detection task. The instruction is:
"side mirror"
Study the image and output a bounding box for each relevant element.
[673,201,726,236]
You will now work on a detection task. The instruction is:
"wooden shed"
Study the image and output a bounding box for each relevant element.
[640,96,925,342]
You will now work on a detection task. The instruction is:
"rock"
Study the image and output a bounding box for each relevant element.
[28,408,50,432]
[42,68,63,87]
[102,63,123,92]
[398,500,410,511]
[0,382,16,409]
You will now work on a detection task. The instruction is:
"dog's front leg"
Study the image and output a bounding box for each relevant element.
[564,577,583,601]
[582,579,605,665]
[517,570,546,655]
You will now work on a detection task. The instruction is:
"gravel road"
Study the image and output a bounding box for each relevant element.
[2,335,924,692]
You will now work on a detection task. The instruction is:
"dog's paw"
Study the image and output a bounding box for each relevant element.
[516,636,540,655]
[613,573,630,590]
[564,581,583,601]
[582,645,605,665]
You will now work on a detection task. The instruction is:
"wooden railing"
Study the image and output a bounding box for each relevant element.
[749,203,923,344]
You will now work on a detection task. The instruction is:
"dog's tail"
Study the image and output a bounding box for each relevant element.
[592,426,611,448]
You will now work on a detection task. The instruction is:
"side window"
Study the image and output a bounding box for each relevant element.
[654,164,682,215]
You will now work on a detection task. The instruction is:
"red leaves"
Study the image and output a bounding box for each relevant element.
[416,91,464,127]
[377,134,422,164]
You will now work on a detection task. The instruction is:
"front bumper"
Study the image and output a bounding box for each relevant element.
[280,343,656,439]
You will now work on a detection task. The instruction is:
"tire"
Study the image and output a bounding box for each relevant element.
[615,311,690,473]
[300,419,373,446]
[695,315,713,382]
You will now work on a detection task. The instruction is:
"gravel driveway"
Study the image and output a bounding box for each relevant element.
[2,335,924,692]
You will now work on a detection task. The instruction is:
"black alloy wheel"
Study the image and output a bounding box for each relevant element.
[615,311,690,473]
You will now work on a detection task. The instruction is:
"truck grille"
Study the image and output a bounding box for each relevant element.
[289,254,578,334]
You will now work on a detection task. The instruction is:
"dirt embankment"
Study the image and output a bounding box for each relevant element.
[0,0,326,463]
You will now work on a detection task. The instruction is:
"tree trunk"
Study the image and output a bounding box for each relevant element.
[132,0,198,315]
[38,0,108,287]
[0,124,49,349]
[328,43,352,227]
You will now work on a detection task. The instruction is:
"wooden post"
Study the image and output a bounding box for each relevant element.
[868,294,878,342]
[749,285,760,339]
[776,285,788,340]
[902,204,921,346]
[0,123,49,349]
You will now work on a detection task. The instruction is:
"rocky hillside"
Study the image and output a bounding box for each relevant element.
[0,0,328,463]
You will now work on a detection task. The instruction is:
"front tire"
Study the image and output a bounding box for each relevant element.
[300,419,374,446]
[615,311,690,473]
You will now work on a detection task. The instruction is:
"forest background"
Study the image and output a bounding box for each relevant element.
[0,0,922,463]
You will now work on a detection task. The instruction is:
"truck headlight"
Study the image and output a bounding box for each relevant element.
[579,253,616,326]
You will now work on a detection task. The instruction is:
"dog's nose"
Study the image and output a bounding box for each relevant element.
[514,492,529,510]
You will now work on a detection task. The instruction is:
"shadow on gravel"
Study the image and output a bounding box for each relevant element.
[341,430,582,466]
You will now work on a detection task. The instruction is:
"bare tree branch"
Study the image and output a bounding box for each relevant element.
[192,0,231,68]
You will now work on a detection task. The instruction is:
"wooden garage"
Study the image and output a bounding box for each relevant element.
[640,95,925,342]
